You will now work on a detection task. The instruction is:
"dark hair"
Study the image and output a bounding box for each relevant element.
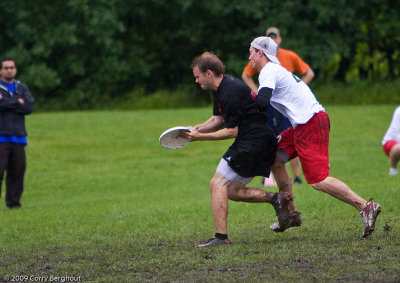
[190,52,225,76]
[1,57,16,69]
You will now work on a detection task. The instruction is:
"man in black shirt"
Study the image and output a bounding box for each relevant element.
[181,52,299,247]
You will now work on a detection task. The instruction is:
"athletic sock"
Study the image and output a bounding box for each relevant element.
[215,233,228,240]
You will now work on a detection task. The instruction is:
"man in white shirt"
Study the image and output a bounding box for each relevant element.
[248,36,381,237]
[382,106,400,175]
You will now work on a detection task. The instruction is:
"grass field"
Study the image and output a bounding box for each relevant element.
[0,105,399,282]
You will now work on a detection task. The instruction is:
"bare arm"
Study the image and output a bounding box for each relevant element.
[193,115,225,133]
[301,67,315,84]
[241,70,259,94]
[181,126,238,142]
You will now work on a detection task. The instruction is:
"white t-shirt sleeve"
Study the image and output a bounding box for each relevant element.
[258,65,276,90]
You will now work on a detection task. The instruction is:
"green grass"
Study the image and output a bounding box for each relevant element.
[0,105,399,282]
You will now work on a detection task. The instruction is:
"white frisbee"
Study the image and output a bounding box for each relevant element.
[159,126,191,149]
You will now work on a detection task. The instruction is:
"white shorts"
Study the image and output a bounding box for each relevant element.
[216,159,254,185]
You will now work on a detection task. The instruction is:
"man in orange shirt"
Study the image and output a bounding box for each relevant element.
[242,27,314,185]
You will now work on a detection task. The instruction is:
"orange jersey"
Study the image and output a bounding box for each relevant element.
[244,48,310,77]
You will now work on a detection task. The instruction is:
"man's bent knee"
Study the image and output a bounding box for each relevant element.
[311,177,329,191]
[210,173,230,191]
[311,182,322,191]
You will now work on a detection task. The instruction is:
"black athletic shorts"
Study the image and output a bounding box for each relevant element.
[222,135,277,178]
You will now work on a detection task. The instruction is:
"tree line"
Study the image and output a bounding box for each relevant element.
[1,0,399,109]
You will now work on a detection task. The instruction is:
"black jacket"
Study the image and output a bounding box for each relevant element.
[0,81,34,136]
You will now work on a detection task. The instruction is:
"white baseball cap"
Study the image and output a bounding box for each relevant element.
[251,36,280,65]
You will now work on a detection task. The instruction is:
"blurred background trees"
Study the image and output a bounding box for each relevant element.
[1,0,399,109]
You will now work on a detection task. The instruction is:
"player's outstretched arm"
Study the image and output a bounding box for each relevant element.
[194,115,224,133]
[181,126,237,142]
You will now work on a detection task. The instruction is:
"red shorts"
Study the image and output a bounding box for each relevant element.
[383,140,399,156]
[277,111,330,184]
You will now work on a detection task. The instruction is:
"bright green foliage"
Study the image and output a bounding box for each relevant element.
[0,1,399,109]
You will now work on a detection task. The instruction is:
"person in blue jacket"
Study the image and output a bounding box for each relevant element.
[0,57,34,208]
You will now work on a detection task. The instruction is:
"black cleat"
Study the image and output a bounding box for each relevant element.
[293,176,302,184]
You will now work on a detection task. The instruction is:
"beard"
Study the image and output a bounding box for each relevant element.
[2,75,15,82]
